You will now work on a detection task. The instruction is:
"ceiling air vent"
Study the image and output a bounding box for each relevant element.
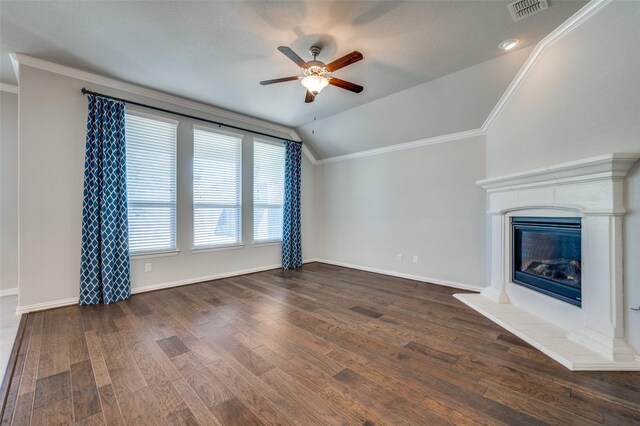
[507,0,548,22]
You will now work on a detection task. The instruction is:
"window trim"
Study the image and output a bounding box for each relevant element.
[252,240,282,247]
[130,249,181,260]
[192,125,244,250]
[125,110,178,256]
[191,244,245,254]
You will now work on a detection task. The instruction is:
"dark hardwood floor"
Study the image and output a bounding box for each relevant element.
[2,263,639,425]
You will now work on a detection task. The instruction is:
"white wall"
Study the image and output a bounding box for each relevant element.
[485,1,640,352]
[316,135,487,290]
[0,90,18,293]
[17,64,318,310]
[298,46,533,159]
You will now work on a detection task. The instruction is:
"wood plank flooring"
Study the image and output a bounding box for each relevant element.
[2,263,639,425]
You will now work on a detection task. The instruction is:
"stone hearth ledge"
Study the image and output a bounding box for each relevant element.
[454,293,640,371]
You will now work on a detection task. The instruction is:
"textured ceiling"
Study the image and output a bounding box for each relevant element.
[0,1,586,130]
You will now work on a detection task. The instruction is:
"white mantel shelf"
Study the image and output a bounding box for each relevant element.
[459,152,640,371]
[476,153,640,192]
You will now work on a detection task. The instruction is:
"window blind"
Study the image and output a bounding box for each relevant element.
[125,113,177,254]
[193,128,242,248]
[253,141,285,242]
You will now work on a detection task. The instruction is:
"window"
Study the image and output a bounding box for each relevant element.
[125,112,177,254]
[193,127,242,248]
[253,140,284,243]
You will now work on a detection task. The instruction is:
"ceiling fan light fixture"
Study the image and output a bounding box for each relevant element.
[301,74,329,95]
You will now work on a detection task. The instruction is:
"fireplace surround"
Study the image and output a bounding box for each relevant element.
[455,153,640,370]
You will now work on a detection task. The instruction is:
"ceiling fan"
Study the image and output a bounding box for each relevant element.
[260,45,363,103]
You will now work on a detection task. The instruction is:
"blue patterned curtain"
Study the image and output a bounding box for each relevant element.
[79,95,131,305]
[282,141,302,269]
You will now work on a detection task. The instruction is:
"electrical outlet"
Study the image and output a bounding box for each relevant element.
[413,256,419,264]
[396,254,402,262]
[144,263,152,272]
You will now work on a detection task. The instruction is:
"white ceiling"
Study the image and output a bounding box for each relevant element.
[1,1,586,132]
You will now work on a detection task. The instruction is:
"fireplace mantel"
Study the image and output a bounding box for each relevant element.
[476,153,640,193]
[456,153,640,370]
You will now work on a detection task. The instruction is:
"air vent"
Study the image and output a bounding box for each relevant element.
[507,0,548,22]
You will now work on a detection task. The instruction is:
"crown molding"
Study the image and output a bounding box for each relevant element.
[288,129,301,143]
[481,0,611,131]
[0,83,18,94]
[317,128,484,165]
[9,53,19,83]
[301,144,317,165]
[10,53,303,141]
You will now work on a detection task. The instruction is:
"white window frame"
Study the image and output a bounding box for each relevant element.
[192,125,244,250]
[125,110,179,257]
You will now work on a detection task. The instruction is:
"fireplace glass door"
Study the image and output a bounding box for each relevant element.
[512,217,582,307]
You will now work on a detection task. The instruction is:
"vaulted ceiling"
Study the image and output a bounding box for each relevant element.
[0,1,587,157]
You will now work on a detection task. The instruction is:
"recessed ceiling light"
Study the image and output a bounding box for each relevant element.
[499,38,520,51]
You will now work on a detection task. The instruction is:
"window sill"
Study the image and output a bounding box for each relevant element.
[131,249,180,260]
[252,240,282,247]
[192,244,244,254]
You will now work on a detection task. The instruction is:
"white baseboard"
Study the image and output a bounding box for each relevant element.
[15,259,318,315]
[14,258,478,314]
[0,287,18,297]
[132,258,319,295]
[314,258,484,292]
[15,297,77,315]
[131,264,281,295]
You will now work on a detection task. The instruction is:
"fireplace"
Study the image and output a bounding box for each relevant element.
[512,217,582,307]
[456,153,640,370]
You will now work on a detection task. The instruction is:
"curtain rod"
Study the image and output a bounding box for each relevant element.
[81,88,301,144]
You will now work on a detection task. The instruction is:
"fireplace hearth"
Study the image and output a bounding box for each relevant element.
[512,217,582,307]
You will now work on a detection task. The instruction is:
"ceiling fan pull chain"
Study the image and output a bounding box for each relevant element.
[312,108,317,135]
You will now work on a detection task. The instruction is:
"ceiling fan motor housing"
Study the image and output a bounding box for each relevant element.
[309,45,322,58]
[307,46,328,75]
[305,63,328,76]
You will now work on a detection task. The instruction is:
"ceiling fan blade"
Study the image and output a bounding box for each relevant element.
[260,76,299,85]
[305,90,315,103]
[278,46,309,69]
[325,51,363,72]
[328,77,363,93]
